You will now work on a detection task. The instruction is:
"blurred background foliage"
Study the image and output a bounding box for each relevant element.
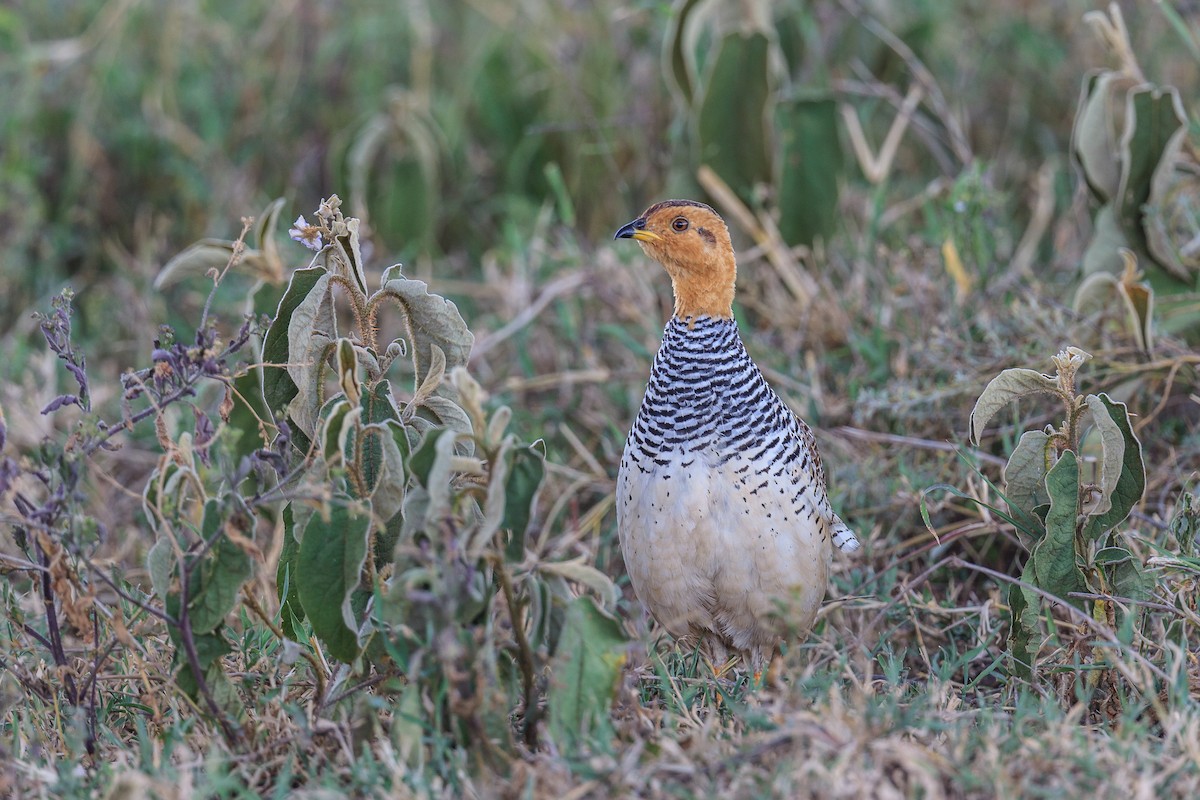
[3,0,1195,328]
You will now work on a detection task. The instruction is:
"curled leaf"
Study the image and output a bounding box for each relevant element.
[969,368,1063,445]
[1082,393,1127,517]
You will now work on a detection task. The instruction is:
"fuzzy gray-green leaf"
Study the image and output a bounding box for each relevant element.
[1032,449,1086,605]
[298,498,371,662]
[1003,429,1055,520]
[1082,393,1127,518]
[969,368,1063,445]
[1082,393,1145,540]
[262,267,327,415]
[286,270,336,437]
[375,265,474,402]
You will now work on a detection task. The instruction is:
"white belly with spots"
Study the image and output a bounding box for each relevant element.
[616,445,832,656]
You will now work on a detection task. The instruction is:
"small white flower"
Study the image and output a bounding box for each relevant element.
[288,215,324,251]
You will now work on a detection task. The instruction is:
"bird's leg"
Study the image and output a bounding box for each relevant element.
[701,639,738,681]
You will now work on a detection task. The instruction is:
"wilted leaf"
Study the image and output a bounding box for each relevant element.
[286,271,337,437]
[373,265,474,401]
[419,395,475,443]
[1117,250,1154,351]
[1072,71,1135,202]
[298,498,371,662]
[155,241,271,289]
[326,217,369,298]
[254,197,288,284]
[391,680,426,768]
[1031,449,1086,605]
[969,368,1063,444]
[548,596,627,749]
[262,267,328,415]
[1082,394,1127,518]
[1094,545,1133,565]
[1003,430,1056,520]
[1145,120,1198,280]
[1082,393,1145,540]
[469,436,514,559]
[1169,492,1198,555]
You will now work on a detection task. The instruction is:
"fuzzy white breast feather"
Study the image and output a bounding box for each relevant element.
[617,445,833,656]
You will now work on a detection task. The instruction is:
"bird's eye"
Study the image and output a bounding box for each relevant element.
[671,217,689,232]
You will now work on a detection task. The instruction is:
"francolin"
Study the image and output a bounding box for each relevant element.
[614,200,859,676]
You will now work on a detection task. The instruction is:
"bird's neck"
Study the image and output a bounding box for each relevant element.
[669,274,735,321]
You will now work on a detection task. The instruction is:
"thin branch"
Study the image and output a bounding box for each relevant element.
[492,554,539,749]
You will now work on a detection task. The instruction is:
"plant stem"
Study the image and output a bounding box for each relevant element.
[492,554,538,749]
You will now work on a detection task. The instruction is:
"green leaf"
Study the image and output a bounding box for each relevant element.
[503,441,545,562]
[548,596,628,749]
[1094,545,1134,565]
[776,95,843,246]
[278,504,306,641]
[1116,86,1186,257]
[1032,450,1086,605]
[1111,550,1153,635]
[969,368,1063,445]
[186,499,254,635]
[146,536,174,603]
[262,267,328,415]
[1007,576,1037,681]
[664,0,706,105]
[1003,430,1055,520]
[1082,394,1145,540]
[696,31,773,208]
[298,498,371,662]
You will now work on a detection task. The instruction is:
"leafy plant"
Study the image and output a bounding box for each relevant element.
[1073,4,1200,284]
[966,346,1148,680]
[2,198,630,778]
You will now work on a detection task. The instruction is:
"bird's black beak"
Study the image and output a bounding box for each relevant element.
[614,217,661,242]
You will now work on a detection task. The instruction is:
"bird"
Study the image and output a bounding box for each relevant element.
[613,199,859,677]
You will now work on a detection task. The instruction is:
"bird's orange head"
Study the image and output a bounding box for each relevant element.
[615,200,736,321]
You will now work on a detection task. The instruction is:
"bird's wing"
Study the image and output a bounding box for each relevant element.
[790,411,860,553]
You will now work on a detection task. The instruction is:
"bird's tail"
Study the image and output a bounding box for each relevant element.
[830,514,860,553]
